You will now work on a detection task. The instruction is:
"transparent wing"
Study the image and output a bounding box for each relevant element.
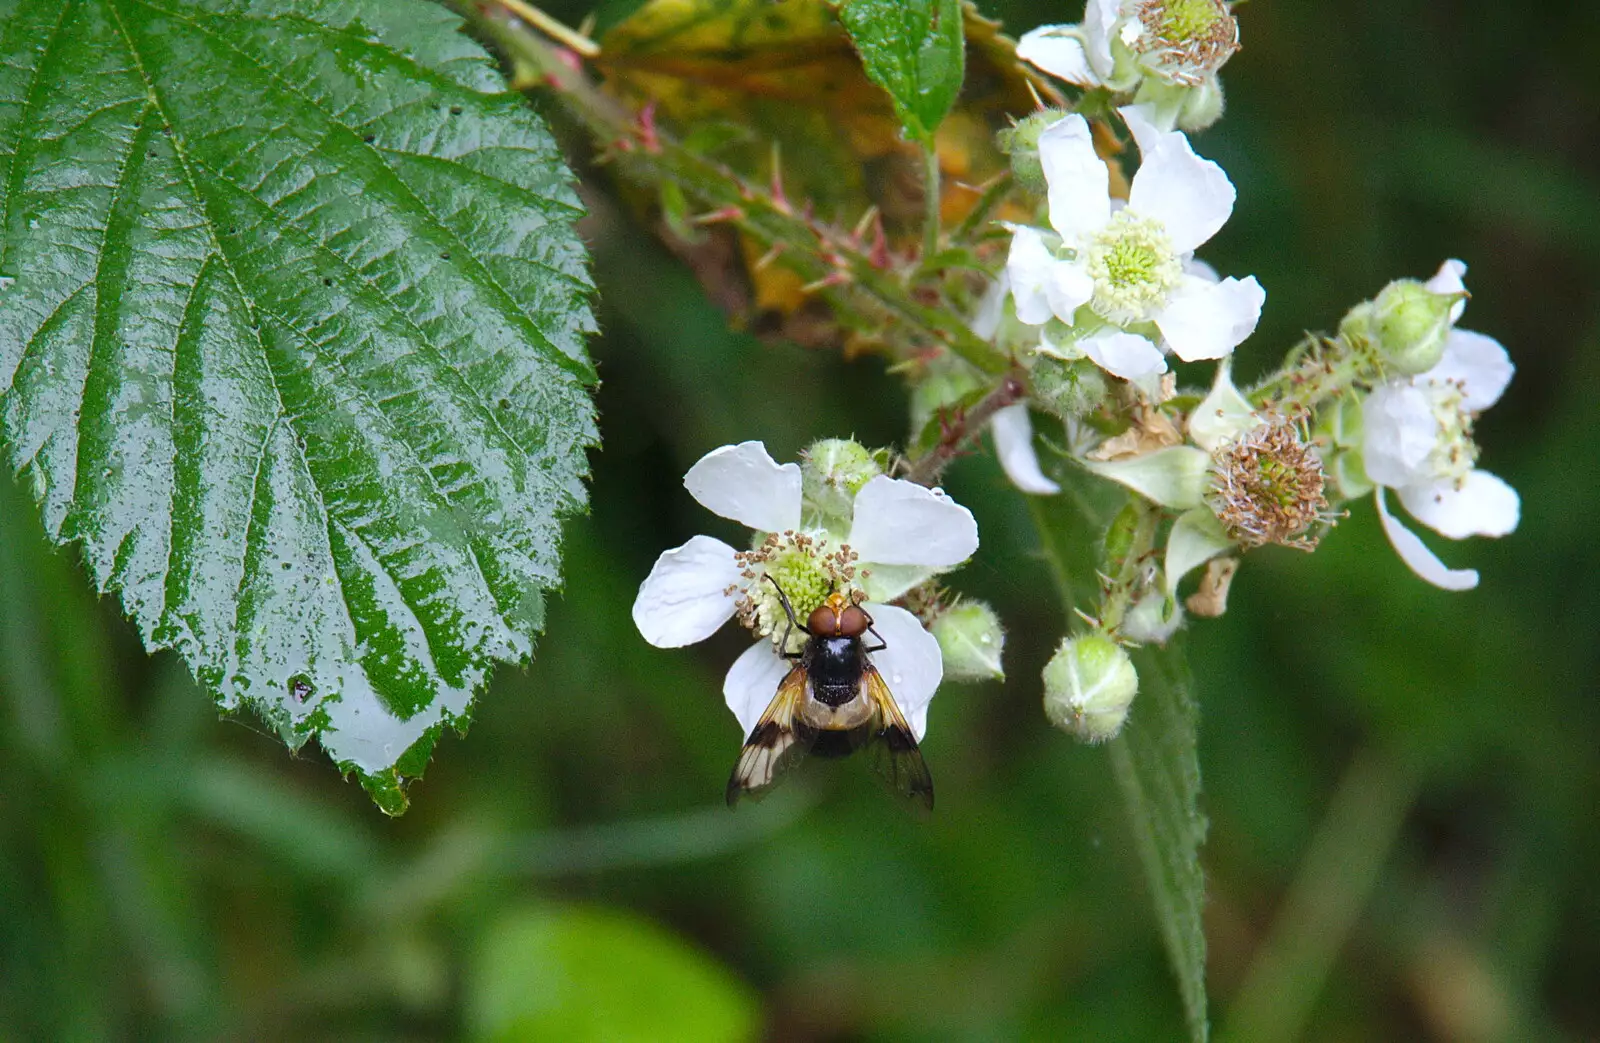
[726,665,818,806]
[860,664,935,814]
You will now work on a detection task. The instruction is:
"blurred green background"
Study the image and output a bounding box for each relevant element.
[3,1,1597,1039]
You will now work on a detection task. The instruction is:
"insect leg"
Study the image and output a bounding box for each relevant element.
[763,573,806,659]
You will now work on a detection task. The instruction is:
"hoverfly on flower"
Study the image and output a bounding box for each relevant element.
[727,579,933,811]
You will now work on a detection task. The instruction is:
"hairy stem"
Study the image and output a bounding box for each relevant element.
[922,142,942,262]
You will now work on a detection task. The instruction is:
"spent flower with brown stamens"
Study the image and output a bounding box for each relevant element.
[1131,0,1241,87]
[1207,414,1333,551]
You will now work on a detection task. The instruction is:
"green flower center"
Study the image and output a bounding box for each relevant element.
[1131,0,1239,85]
[1085,211,1182,325]
[1154,0,1225,41]
[733,531,859,651]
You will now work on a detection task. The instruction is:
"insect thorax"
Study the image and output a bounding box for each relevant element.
[806,635,865,707]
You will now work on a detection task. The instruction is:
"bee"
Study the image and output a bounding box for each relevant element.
[727,577,934,811]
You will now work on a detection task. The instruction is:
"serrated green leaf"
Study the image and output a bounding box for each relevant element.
[838,0,964,144]
[0,0,597,813]
[1110,642,1209,1043]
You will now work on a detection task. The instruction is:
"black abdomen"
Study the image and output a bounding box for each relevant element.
[807,635,864,707]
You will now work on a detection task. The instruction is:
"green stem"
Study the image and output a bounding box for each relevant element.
[460,2,1010,377]
[921,141,941,261]
[1248,333,1382,415]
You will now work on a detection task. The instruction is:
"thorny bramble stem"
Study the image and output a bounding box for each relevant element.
[461,0,1012,377]
[904,375,1028,487]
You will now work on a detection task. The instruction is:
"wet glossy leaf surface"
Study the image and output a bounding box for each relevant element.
[838,0,964,144]
[0,0,597,812]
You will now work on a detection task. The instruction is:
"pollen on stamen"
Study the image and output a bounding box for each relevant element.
[1207,413,1337,551]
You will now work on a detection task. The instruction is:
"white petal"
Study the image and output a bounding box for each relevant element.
[1361,385,1439,489]
[723,639,793,738]
[1040,115,1111,242]
[1083,446,1210,510]
[1079,328,1168,381]
[859,563,940,604]
[1423,329,1513,412]
[1082,0,1122,79]
[1397,471,1519,540]
[632,535,740,647]
[1166,508,1235,596]
[991,404,1061,495]
[865,604,943,741]
[1155,275,1264,361]
[1006,226,1059,326]
[1189,355,1259,453]
[1424,258,1469,323]
[970,273,1010,340]
[1118,103,1167,158]
[848,476,978,567]
[1017,26,1100,85]
[1375,489,1478,591]
[1183,255,1221,283]
[1128,132,1235,255]
[1046,260,1095,324]
[683,441,801,532]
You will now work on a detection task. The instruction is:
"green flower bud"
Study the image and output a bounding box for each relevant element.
[1341,279,1463,376]
[998,109,1070,197]
[801,438,882,525]
[1176,77,1226,132]
[1031,354,1110,420]
[930,601,1006,682]
[1043,634,1139,743]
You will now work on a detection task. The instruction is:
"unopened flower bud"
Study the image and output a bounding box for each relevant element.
[998,109,1070,197]
[1031,354,1110,420]
[801,438,882,524]
[930,601,1006,682]
[1341,279,1463,376]
[1176,77,1226,132]
[1043,634,1138,743]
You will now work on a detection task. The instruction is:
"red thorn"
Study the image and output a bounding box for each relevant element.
[869,212,891,270]
[553,47,583,73]
[692,206,745,225]
[770,163,791,215]
[637,101,661,154]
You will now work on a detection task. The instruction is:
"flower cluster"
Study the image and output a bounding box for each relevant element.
[630,0,1521,767]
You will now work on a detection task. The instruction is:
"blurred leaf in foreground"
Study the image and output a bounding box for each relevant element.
[468,903,760,1043]
[0,0,597,812]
